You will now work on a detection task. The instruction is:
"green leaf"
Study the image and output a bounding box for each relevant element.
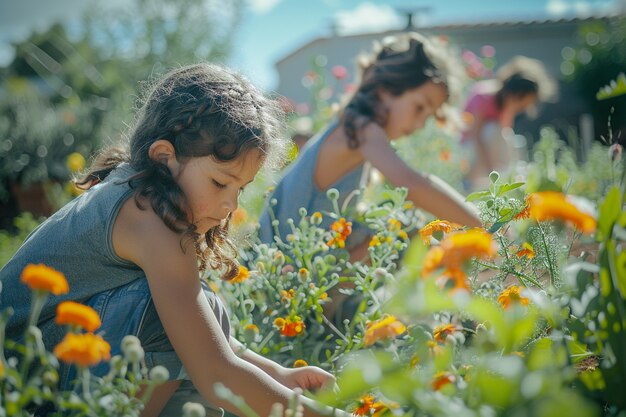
[496,182,525,196]
[597,186,621,241]
[466,190,491,202]
[596,72,626,100]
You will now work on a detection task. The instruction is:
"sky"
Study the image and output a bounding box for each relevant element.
[0,0,623,91]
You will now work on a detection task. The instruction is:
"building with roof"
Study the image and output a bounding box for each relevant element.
[274,12,624,149]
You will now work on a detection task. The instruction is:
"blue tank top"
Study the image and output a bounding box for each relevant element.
[0,163,230,346]
[258,122,370,248]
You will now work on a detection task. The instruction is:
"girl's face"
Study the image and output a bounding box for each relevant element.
[505,92,538,115]
[169,149,262,234]
[378,81,448,140]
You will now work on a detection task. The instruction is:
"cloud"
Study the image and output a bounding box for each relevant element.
[545,0,614,17]
[545,0,570,16]
[334,2,404,36]
[247,0,283,14]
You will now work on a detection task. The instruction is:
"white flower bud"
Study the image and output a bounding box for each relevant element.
[149,365,170,384]
[182,402,207,417]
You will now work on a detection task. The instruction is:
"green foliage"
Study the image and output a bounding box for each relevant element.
[0,0,242,206]
[0,213,41,269]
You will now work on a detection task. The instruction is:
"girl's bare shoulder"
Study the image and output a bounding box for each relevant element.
[112,194,192,267]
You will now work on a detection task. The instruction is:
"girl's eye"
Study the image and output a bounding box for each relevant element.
[212,179,226,189]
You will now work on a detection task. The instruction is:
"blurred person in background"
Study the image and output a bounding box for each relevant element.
[460,56,557,191]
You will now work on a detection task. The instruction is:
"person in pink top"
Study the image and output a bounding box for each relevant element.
[461,56,557,191]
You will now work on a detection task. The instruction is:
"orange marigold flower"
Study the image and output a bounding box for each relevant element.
[293,359,308,368]
[516,242,535,259]
[353,394,376,416]
[21,264,69,295]
[56,301,101,332]
[433,323,457,343]
[53,333,111,368]
[432,371,456,391]
[498,286,530,309]
[514,195,531,220]
[231,265,250,283]
[419,220,462,245]
[331,217,352,235]
[364,315,407,346]
[439,228,497,267]
[527,191,596,234]
[422,246,445,276]
[328,218,352,248]
[275,316,305,337]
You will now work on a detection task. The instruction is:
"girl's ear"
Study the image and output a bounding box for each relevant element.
[148,139,176,166]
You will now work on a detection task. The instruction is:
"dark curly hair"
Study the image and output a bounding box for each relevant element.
[77,63,288,280]
[341,32,463,148]
[495,55,558,110]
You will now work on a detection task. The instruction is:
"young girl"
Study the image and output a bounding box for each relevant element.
[460,55,557,191]
[258,32,481,262]
[0,64,345,417]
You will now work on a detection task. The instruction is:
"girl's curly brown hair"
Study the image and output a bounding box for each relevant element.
[78,63,288,280]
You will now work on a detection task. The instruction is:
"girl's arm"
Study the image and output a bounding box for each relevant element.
[114,199,344,417]
[358,123,481,227]
[230,336,336,391]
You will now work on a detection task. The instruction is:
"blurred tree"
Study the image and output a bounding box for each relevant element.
[0,0,243,228]
[564,17,626,143]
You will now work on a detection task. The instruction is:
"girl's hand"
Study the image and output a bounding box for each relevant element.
[276,365,337,392]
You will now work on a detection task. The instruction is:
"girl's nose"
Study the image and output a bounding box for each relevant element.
[221,194,238,218]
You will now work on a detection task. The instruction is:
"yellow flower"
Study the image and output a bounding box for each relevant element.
[397,230,408,240]
[419,220,461,244]
[528,191,596,234]
[498,286,530,309]
[21,264,69,295]
[427,340,444,358]
[53,333,111,368]
[364,315,406,346]
[311,211,323,225]
[388,218,402,231]
[293,359,308,368]
[244,324,259,333]
[231,207,248,226]
[433,323,457,343]
[66,152,86,173]
[56,301,102,332]
[280,289,295,301]
[516,242,535,259]
[230,265,250,283]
